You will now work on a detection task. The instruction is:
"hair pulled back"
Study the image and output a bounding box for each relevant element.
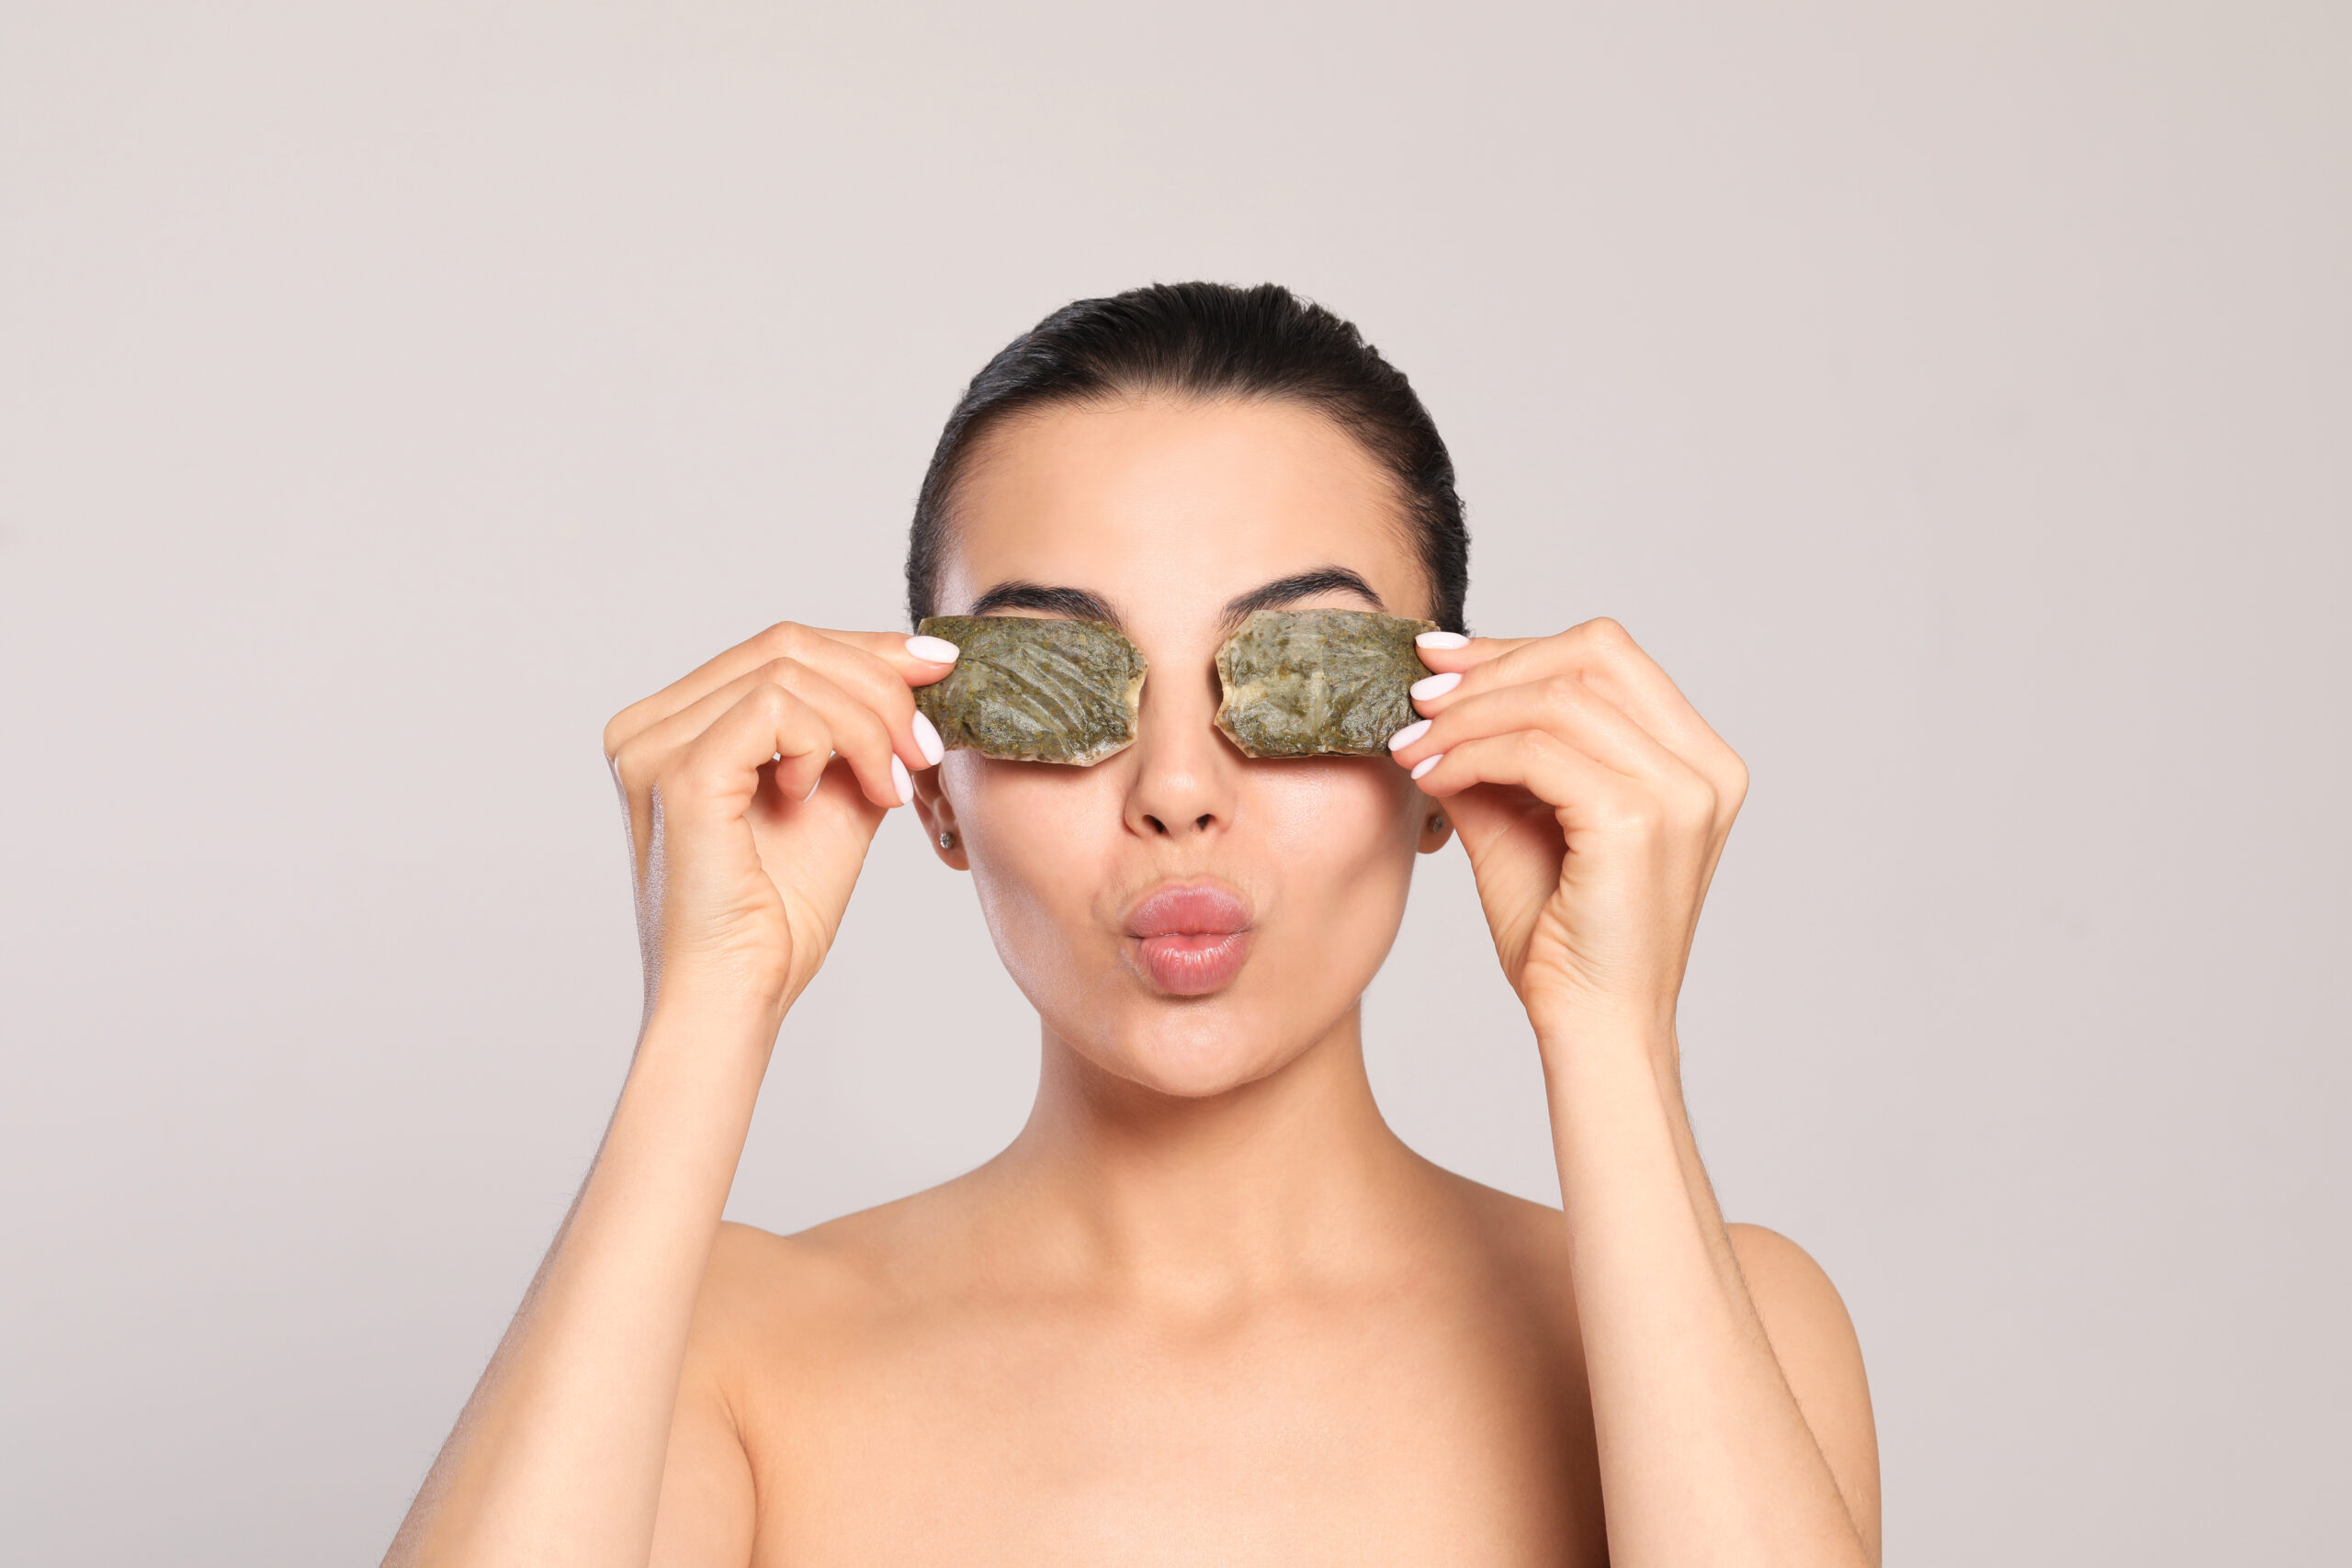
[904,282,1468,632]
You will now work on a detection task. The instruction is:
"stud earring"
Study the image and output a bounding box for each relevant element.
[938,830,956,850]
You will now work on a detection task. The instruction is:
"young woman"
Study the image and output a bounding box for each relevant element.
[386,284,1879,1566]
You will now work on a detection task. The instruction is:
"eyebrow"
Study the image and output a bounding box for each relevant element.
[965,581,1125,626]
[1219,566,1385,630]
[962,565,1385,635]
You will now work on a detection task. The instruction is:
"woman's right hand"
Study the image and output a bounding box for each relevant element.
[601,620,956,1022]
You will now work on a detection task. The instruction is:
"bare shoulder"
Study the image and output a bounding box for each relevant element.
[1725,1224,1881,1561]
[1419,1166,1580,1306]
[1432,1170,1567,1249]
[1725,1224,1860,1348]
[695,1177,987,1339]
[1410,1183,1879,1559]
[1724,1224,1871,1404]
[651,1194,989,1562]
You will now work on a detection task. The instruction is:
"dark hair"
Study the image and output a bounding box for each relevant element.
[905,281,1468,631]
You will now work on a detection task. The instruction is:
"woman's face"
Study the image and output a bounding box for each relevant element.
[916,395,1442,1100]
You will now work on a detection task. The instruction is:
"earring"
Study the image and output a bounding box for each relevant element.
[1428,813,1449,835]
[938,830,956,850]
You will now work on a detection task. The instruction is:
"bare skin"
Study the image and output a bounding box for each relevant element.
[387,397,1880,1567]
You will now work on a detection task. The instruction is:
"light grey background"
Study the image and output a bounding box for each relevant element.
[3,3,2345,1562]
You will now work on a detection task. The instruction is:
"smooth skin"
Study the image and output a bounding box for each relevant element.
[386,397,1878,1567]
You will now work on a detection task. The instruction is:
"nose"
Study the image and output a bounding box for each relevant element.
[1121,652,1238,840]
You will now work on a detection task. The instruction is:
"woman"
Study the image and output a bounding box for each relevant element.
[387,283,1879,1566]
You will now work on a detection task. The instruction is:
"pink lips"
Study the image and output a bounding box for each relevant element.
[1125,884,1254,996]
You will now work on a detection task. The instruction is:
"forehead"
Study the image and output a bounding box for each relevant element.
[936,396,1428,629]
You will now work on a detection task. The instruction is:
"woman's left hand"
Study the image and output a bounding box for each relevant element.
[1387,618,1747,1038]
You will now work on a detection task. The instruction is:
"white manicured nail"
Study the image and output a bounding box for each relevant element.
[910,711,944,767]
[1410,671,1462,701]
[889,755,911,807]
[1416,630,1469,649]
[906,635,960,663]
[1410,752,1445,781]
[1388,719,1432,751]
[803,772,824,802]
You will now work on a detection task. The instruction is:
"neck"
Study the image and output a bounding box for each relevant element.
[993,1002,1431,1300]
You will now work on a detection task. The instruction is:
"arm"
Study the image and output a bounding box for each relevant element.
[383,622,956,1568]
[1537,1025,1879,1565]
[1396,617,1879,1567]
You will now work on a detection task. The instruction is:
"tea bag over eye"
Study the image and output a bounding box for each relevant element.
[913,615,1148,765]
[1215,608,1439,759]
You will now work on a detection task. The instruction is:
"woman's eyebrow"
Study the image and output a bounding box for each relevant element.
[1220,567,1385,629]
[964,581,1125,626]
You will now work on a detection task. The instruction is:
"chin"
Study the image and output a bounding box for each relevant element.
[1062,993,1324,1100]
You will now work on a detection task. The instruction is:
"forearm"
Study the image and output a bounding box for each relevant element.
[385,998,776,1568]
[1540,1014,1870,1568]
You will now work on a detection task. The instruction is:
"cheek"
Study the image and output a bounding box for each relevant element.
[1253,761,1420,938]
[943,753,1125,973]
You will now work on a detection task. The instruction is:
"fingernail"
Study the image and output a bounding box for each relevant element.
[1409,671,1462,701]
[1388,719,1432,751]
[1410,752,1445,781]
[910,710,945,767]
[906,635,960,663]
[803,772,824,803]
[1416,630,1470,649]
[889,755,911,807]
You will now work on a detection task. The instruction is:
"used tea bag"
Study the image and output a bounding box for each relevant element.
[1214,608,1439,759]
[913,615,1148,765]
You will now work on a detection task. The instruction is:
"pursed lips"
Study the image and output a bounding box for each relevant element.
[1123,883,1254,996]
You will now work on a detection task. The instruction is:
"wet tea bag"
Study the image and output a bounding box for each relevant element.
[913,615,1148,765]
[1214,608,1438,759]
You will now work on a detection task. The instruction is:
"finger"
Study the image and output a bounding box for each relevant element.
[1404,728,1656,838]
[823,625,966,684]
[622,658,908,814]
[613,678,826,879]
[749,660,910,809]
[604,621,961,762]
[775,627,956,773]
[665,682,846,826]
[1387,676,1716,820]
[1413,620,1651,705]
[1411,618,1742,800]
[1409,629,1535,674]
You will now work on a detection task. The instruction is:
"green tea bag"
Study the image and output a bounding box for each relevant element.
[913,615,1148,765]
[1214,608,1438,759]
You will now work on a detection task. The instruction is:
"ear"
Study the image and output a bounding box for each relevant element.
[910,763,969,871]
[1416,804,1453,855]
